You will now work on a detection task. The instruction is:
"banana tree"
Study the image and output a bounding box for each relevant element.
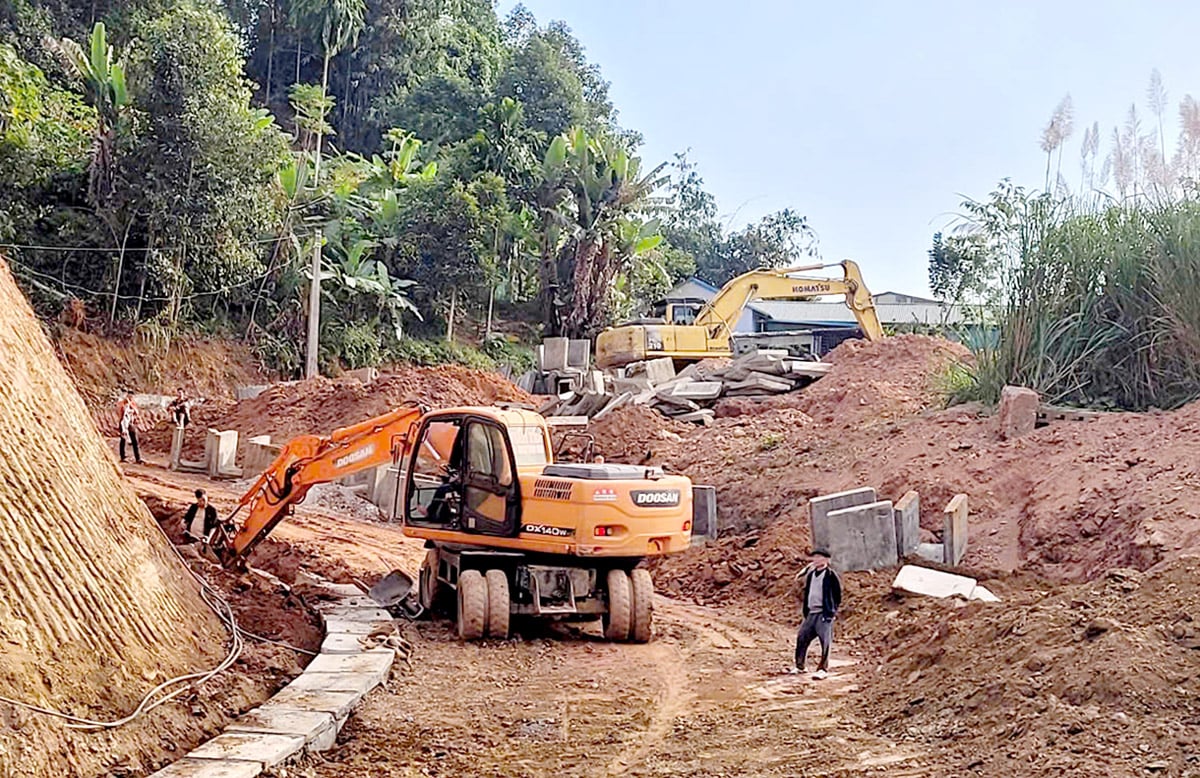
[543,127,669,338]
[61,22,127,207]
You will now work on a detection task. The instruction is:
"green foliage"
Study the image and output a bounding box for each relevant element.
[952,184,1200,410]
[389,337,497,370]
[0,43,92,197]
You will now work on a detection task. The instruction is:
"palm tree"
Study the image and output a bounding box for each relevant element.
[288,0,365,183]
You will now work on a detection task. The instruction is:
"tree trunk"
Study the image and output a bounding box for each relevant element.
[447,287,457,341]
[295,37,301,84]
[313,47,330,184]
[265,0,276,100]
[0,258,224,777]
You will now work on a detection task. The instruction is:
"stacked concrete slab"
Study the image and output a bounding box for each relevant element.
[809,488,898,572]
[537,349,833,426]
[148,580,397,778]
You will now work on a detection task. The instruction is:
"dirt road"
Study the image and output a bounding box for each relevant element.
[296,595,928,778]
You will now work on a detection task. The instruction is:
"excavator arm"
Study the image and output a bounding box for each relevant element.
[692,259,884,344]
[217,403,427,563]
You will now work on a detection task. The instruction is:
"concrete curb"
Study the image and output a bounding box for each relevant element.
[148,583,396,777]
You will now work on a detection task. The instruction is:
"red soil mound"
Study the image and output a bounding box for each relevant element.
[855,558,1200,777]
[140,364,533,457]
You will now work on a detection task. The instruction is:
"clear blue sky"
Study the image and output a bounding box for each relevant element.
[499,0,1200,295]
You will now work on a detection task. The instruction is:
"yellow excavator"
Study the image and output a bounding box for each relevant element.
[595,260,884,369]
[214,403,696,643]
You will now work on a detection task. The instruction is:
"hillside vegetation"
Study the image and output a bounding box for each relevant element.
[1,0,814,375]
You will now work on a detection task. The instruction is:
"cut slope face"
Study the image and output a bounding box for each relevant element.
[0,260,224,775]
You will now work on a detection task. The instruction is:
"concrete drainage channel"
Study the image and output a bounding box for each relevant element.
[150,581,399,778]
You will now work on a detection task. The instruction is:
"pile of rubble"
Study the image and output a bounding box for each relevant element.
[535,347,830,425]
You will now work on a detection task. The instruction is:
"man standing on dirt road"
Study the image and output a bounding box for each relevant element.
[116,391,143,464]
[791,549,842,680]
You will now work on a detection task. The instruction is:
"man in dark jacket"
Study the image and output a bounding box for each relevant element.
[791,548,842,679]
[183,489,219,544]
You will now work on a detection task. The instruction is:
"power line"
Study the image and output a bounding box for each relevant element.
[0,233,317,254]
[5,251,304,304]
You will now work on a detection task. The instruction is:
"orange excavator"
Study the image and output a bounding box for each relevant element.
[215,403,697,643]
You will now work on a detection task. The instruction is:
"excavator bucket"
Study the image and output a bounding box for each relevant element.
[369,569,415,607]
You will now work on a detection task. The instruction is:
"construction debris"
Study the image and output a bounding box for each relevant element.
[534,346,832,425]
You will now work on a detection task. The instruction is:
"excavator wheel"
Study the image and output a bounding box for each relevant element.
[629,568,654,643]
[457,570,488,640]
[419,549,443,612]
[485,570,510,639]
[602,569,632,641]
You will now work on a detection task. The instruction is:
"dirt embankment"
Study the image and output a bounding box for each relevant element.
[851,557,1200,778]
[138,363,534,460]
[582,334,1200,604]
[55,328,268,410]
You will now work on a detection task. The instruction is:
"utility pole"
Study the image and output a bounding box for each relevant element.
[305,238,320,378]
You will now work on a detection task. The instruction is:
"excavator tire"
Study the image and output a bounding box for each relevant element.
[602,569,632,642]
[457,570,487,640]
[485,570,510,639]
[629,568,654,643]
[419,549,443,612]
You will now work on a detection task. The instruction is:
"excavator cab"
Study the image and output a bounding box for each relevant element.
[404,412,522,537]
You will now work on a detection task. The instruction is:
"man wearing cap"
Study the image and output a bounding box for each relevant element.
[791,548,842,679]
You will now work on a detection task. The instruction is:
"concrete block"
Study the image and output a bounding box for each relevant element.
[320,632,371,654]
[809,488,877,553]
[567,339,591,368]
[318,605,394,623]
[943,493,969,565]
[264,689,362,721]
[969,585,1001,602]
[516,370,537,393]
[170,426,185,471]
[643,357,676,386]
[540,337,570,372]
[668,381,723,401]
[244,437,281,476]
[822,501,899,572]
[915,543,945,563]
[998,385,1039,440]
[675,410,715,425]
[691,485,718,543]
[892,565,976,600]
[581,370,605,395]
[613,377,653,395]
[345,367,378,384]
[147,757,264,778]
[304,649,394,686]
[786,362,832,379]
[235,385,270,401]
[592,392,633,421]
[893,490,920,557]
[187,732,305,768]
[543,415,589,429]
[283,672,380,696]
[205,429,239,478]
[226,708,336,749]
[722,372,794,395]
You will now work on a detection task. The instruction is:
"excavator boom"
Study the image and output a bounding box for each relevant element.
[219,403,426,562]
[595,259,884,368]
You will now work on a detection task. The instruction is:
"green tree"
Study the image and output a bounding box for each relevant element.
[288,0,364,181]
[119,1,289,327]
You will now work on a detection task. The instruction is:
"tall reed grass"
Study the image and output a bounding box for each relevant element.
[963,194,1200,410]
